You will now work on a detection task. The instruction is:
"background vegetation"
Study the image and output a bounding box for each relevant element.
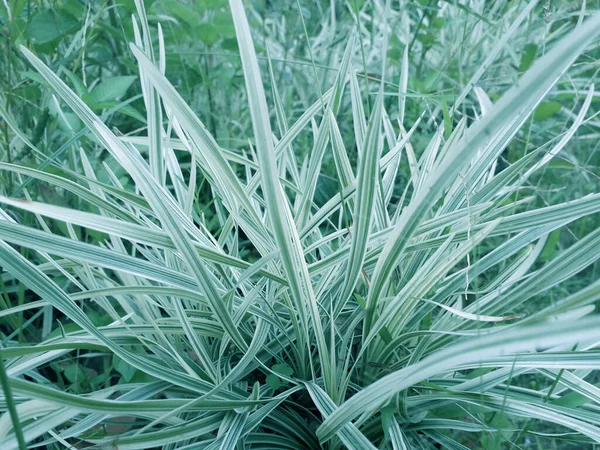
[0,0,599,449]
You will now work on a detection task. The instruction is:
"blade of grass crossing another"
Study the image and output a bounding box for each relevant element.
[304,382,377,450]
[228,0,331,387]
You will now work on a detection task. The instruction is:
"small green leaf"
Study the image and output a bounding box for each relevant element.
[489,413,514,439]
[431,17,445,28]
[379,327,393,345]
[20,71,49,87]
[92,101,146,122]
[221,37,239,52]
[266,363,293,391]
[272,363,293,377]
[355,293,367,309]
[63,364,85,383]
[213,10,235,37]
[417,32,435,46]
[84,76,137,106]
[112,355,137,382]
[533,101,561,121]
[519,43,538,73]
[197,23,220,47]
[266,374,281,390]
[540,229,561,261]
[356,294,393,343]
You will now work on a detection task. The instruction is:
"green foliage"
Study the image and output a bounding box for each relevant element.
[266,363,294,390]
[84,76,137,105]
[519,43,538,73]
[26,9,79,45]
[533,101,562,121]
[0,0,599,449]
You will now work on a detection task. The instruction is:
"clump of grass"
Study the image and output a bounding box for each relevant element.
[0,1,600,449]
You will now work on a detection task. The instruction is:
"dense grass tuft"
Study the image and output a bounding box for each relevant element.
[1,1,600,449]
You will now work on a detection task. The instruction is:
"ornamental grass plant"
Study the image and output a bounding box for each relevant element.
[1,0,600,448]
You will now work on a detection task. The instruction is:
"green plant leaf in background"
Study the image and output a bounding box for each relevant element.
[84,76,138,107]
[26,10,78,45]
[533,101,562,121]
[519,43,538,72]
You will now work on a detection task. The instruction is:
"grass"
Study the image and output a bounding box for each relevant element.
[1,0,600,449]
